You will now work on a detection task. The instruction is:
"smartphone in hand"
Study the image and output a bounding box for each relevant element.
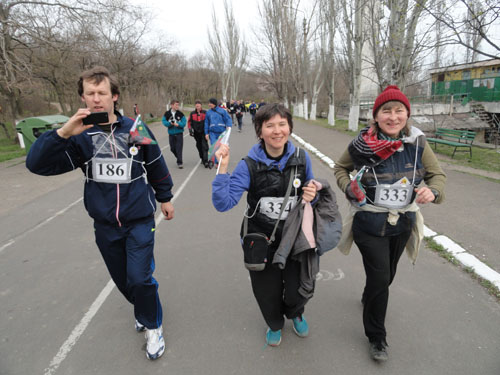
[82,111,109,125]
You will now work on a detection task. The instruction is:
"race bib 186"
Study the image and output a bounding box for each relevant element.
[92,158,131,184]
[259,196,299,220]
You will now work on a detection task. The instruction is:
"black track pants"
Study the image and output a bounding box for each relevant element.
[249,258,308,331]
[353,228,411,343]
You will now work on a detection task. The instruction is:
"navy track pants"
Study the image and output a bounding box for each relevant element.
[94,217,163,329]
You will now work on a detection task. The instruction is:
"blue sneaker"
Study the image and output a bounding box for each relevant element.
[292,315,309,337]
[266,328,282,346]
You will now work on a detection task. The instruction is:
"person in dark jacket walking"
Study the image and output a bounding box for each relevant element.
[334,85,446,362]
[235,100,244,132]
[25,66,173,360]
[188,100,209,167]
[212,103,319,347]
[162,100,186,168]
[249,101,257,123]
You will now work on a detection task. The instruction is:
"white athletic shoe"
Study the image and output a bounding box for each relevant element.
[135,319,146,332]
[145,326,165,360]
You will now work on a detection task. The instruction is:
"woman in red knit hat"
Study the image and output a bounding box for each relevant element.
[333,85,446,361]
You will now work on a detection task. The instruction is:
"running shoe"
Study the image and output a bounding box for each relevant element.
[135,319,146,332]
[266,328,282,346]
[369,340,388,361]
[292,315,309,337]
[145,326,165,360]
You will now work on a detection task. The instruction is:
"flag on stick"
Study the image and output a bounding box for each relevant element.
[208,128,231,163]
[129,115,157,145]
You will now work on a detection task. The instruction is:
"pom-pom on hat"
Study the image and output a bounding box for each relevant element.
[209,98,218,106]
[372,85,410,118]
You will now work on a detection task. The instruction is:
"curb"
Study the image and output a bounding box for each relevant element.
[291,132,500,292]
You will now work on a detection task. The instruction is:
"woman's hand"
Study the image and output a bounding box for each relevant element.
[214,144,230,174]
[414,186,435,204]
[302,182,317,203]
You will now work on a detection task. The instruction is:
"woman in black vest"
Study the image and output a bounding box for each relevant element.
[212,104,318,346]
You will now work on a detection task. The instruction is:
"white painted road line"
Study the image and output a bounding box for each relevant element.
[43,161,201,375]
[0,197,83,254]
[43,279,115,375]
[291,132,500,292]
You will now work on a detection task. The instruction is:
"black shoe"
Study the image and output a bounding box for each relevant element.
[369,340,388,361]
[208,161,214,169]
[204,162,209,168]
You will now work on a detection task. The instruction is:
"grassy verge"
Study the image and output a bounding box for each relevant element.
[427,143,500,173]
[425,236,500,302]
[0,123,26,162]
[300,116,500,175]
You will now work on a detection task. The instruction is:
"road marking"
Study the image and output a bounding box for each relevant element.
[316,269,345,281]
[0,198,83,254]
[291,132,500,292]
[43,161,200,375]
[155,162,201,226]
[43,279,115,375]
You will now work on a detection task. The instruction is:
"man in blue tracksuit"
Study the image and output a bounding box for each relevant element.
[204,98,232,168]
[162,99,186,169]
[26,66,173,360]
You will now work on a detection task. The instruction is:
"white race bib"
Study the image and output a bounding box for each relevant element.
[374,184,412,209]
[259,196,299,220]
[92,158,131,184]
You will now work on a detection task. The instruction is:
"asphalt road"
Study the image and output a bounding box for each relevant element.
[0,115,499,375]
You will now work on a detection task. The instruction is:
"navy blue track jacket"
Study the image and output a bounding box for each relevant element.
[26,113,173,226]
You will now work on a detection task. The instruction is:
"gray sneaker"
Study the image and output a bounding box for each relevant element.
[369,340,388,361]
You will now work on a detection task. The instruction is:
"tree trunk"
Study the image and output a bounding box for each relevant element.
[328,103,335,126]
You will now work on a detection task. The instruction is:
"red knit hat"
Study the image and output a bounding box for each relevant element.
[372,85,410,118]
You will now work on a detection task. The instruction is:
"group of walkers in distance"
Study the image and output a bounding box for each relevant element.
[25,66,446,363]
[161,97,267,169]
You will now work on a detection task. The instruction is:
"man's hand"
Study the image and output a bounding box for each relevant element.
[57,108,94,139]
[205,134,209,141]
[161,201,175,220]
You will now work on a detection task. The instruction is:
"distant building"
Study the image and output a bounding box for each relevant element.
[429,58,500,107]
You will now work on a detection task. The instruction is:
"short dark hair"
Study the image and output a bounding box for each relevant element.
[195,100,202,105]
[170,99,179,105]
[78,67,120,110]
[254,103,293,142]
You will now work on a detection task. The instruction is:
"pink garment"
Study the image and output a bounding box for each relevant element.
[301,179,323,250]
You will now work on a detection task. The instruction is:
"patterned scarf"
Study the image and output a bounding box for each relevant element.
[347,126,403,206]
[348,126,403,168]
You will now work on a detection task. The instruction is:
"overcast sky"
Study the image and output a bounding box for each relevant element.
[132,0,262,57]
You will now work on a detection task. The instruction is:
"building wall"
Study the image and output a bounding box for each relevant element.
[430,62,500,102]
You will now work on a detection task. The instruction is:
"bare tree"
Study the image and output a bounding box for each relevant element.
[464,0,486,62]
[321,0,338,125]
[206,0,248,102]
[339,0,366,131]
[424,0,500,60]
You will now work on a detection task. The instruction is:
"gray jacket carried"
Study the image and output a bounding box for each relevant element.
[272,178,342,299]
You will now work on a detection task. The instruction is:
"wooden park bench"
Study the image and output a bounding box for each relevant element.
[427,128,476,159]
